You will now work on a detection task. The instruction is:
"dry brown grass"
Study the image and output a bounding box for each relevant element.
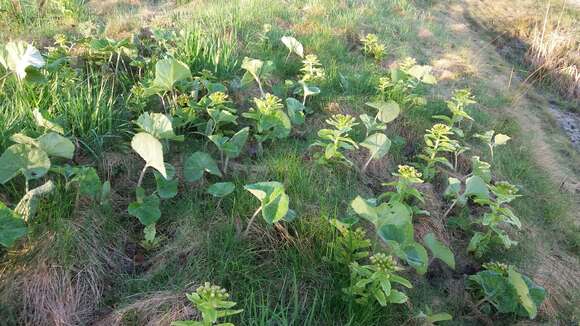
[465,0,580,101]
[0,212,128,325]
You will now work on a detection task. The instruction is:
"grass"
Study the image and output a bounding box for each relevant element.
[0,0,579,325]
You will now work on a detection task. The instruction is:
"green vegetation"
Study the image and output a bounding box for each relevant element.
[0,0,578,325]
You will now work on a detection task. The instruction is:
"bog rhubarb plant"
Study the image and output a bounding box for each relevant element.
[310,114,359,166]
[172,283,242,326]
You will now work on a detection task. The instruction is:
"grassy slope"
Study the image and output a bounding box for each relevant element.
[0,0,578,325]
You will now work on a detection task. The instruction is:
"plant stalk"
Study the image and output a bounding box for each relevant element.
[243,207,262,237]
[137,165,148,188]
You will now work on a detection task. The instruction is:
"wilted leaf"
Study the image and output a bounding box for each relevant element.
[135,112,183,141]
[131,132,167,178]
[33,108,64,134]
[508,268,537,319]
[145,58,191,95]
[361,133,391,160]
[281,36,304,58]
[366,101,400,123]
[494,133,511,146]
[0,41,45,80]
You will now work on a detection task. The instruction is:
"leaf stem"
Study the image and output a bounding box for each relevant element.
[137,165,148,188]
[243,207,262,237]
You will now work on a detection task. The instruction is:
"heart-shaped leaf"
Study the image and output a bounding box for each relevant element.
[361,133,391,160]
[0,203,27,248]
[281,36,304,58]
[366,101,400,123]
[131,132,167,178]
[402,242,429,274]
[508,268,537,319]
[222,127,249,158]
[463,175,489,200]
[184,151,222,182]
[207,182,235,198]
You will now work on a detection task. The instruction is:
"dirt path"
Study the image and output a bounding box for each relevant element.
[428,1,580,317]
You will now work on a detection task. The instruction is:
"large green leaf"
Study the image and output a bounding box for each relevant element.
[128,192,161,226]
[423,233,455,269]
[286,97,306,125]
[145,58,191,94]
[462,175,489,201]
[207,182,235,198]
[222,127,249,158]
[361,133,391,160]
[386,289,408,304]
[0,203,27,247]
[37,132,75,159]
[0,41,45,80]
[365,101,400,123]
[154,163,178,199]
[0,144,50,183]
[508,268,537,319]
[281,36,304,58]
[184,151,222,182]
[135,112,183,141]
[131,132,167,178]
[377,223,414,245]
[402,242,429,274]
[350,196,378,225]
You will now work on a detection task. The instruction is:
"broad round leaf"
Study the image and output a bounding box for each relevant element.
[128,194,161,226]
[154,163,178,199]
[361,133,391,160]
[223,127,249,158]
[463,175,489,199]
[0,144,50,183]
[184,151,222,182]
[207,182,235,198]
[0,203,27,248]
[37,132,75,159]
[131,132,167,178]
[366,101,400,123]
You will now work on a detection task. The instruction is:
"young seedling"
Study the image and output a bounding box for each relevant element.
[310,114,359,166]
[345,253,412,306]
[241,57,275,97]
[474,130,511,161]
[242,94,291,152]
[433,88,476,137]
[359,101,400,171]
[360,33,386,61]
[208,127,249,173]
[328,219,371,266]
[414,306,453,325]
[418,123,458,180]
[171,283,243,326]
[243,181,295,237]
